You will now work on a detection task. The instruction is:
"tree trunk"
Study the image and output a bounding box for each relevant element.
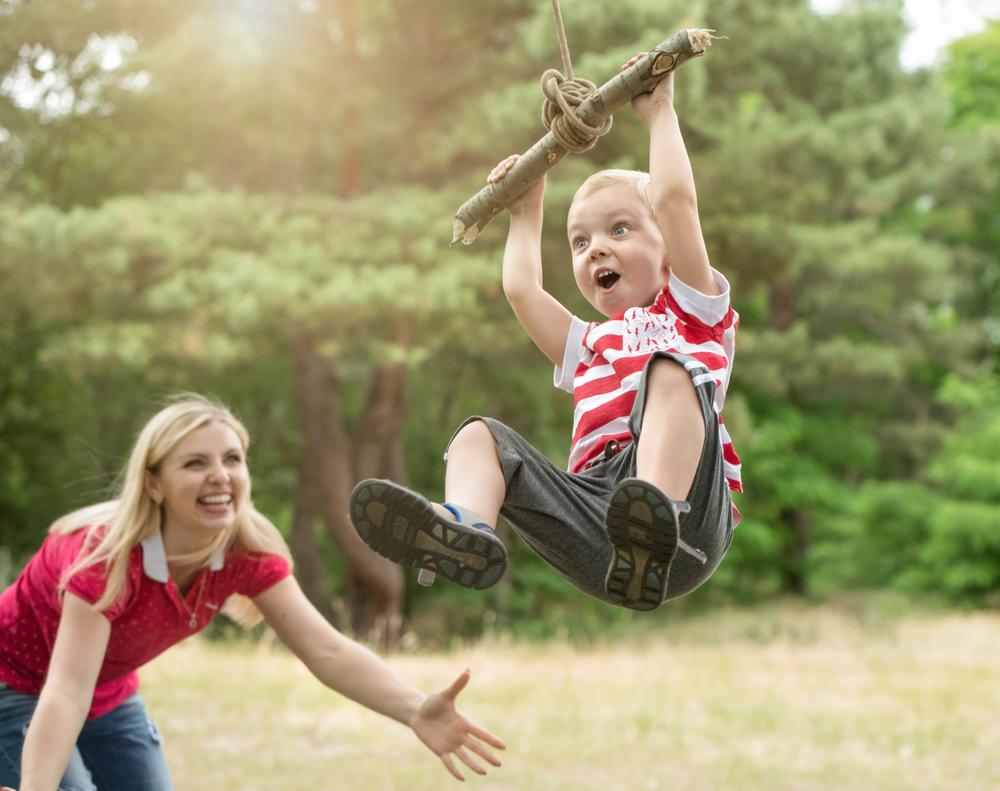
[290,338,338,623]
[770,280,797,332]
[334,0,363,198]
[289,338,407,647]
[779,507,810,595]
[344,360,410,646]
[771,283,810,595]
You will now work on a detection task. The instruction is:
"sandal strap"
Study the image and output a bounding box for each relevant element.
[677,537,707,564]
[441,502,493,532]
[669,499,705,564]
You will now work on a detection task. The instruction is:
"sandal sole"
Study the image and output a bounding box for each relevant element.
[604,479,680,611]
[350,479,507,590]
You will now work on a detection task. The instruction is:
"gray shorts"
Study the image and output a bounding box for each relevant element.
[448,351,734,604]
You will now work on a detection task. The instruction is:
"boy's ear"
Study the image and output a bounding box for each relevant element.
[144,471,163,505]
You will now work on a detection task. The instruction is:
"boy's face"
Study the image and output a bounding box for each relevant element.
[567,182,668,318]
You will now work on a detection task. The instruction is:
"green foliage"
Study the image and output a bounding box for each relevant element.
[811,374,1000,605]
[944,19,1000,130]
[932,21,1000,362]
[2,0,999,630]
[917,375,1000,602]
[0,316,88,556]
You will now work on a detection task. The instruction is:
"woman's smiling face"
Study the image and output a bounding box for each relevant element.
[145,421,250,538]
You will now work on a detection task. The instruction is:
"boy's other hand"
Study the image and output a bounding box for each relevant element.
[622,52,675,126]
[488,154,546,216]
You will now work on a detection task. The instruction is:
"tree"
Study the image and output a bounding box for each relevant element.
[1,0,537,642]
[3,0,996,635]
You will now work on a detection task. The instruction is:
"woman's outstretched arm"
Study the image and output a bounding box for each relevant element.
[254,576,506,781]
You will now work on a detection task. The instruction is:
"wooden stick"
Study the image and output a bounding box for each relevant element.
[452,29,716,245]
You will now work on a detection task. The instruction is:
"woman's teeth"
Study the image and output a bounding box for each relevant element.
[199,495,231,505]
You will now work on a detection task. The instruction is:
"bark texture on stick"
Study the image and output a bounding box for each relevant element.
[452,28,716,245]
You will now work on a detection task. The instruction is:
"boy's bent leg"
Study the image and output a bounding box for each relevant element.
[606,353,733,608]
[635,357,705,501]
[604,478,687,611]
[468,418,620,602]
[444,419,506,529]
[350,478,508,589]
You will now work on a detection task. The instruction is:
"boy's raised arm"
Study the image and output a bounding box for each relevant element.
[632,66,719,297]
[491,156,574,366]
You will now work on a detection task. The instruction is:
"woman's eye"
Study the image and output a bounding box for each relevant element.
[226,454,243,464]
[184,460,203,468]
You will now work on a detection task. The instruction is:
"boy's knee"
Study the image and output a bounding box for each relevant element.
[647,358,694,396]
[448,419,497,453]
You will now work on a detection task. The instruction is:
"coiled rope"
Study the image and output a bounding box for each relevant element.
[540,0,613,153]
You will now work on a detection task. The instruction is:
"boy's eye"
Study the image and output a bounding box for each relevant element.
[573,238,588,251]
[612,224,629,237]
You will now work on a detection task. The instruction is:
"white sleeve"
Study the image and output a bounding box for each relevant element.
[669,268,731,327]
[553,316,588,393]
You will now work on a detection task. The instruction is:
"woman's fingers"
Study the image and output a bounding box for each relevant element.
[439,752,465,782]
[441,669,471,702]
[464,735,503,767]
[468,722,506,750]
[454,745,487,776]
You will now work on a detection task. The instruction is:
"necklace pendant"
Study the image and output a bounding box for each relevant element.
[188,616,197,629]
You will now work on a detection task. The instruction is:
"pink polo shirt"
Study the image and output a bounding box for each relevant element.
[0,526,290,719]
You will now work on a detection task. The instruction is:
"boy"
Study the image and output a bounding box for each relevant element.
[350,58,741,610]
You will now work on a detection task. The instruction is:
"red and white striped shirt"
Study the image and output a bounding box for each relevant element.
[555,269,742,511]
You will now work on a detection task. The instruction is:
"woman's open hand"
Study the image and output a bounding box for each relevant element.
[410,669,506,781]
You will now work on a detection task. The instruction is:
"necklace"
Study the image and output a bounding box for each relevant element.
[177,573,207,630]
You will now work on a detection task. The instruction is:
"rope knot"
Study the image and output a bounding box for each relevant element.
[540,68,613,153]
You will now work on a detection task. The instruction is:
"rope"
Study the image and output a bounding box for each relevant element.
[541,0,613,153]
[551,0,574,79]
[540,70,612,153]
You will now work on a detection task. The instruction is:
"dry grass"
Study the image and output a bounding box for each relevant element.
[141,602,1000,790]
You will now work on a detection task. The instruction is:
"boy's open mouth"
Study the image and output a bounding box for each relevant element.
[595,268,620,290]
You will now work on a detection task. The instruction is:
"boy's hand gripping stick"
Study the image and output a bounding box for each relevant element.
[451,28,718,245]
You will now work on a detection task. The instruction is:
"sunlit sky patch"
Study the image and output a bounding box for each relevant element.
[811,0,999,69]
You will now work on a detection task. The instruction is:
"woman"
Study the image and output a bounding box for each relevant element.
[0,395,504,789]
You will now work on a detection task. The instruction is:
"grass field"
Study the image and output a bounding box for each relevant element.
[141,602,1000,790]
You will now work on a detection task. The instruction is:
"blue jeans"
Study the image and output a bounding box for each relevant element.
[0,683,173,790]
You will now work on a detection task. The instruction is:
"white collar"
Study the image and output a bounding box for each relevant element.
[140,529,225,583]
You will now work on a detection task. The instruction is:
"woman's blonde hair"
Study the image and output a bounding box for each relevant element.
[51,393,292,627]
[572,168,654,213]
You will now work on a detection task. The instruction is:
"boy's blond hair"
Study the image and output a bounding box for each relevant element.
[571,169,654,214]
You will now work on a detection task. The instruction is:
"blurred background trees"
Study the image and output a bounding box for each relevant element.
[1,0,997,640]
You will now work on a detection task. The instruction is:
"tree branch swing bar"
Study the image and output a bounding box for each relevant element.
[451,1,717,246]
